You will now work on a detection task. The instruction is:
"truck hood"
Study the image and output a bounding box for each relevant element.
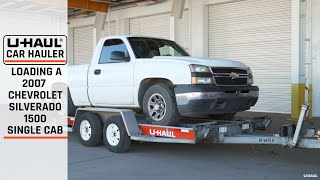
[152,56,248,69]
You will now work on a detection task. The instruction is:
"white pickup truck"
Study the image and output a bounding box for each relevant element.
[68,36,259,126]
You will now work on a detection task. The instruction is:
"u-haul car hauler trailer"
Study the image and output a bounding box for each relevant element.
[67,105,320,153]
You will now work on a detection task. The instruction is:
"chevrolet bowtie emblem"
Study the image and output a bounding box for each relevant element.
[230,72,240,79]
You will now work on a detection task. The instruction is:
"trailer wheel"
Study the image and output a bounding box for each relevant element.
[77,112,102,147]
[103,116,131,153]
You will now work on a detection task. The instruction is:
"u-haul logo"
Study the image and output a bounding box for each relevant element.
[149,128,176,138]
[3,35,67,65]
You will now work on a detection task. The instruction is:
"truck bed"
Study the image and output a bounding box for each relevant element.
[68,64,91,106]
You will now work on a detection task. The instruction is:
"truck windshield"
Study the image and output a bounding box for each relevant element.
[127,37,190,58]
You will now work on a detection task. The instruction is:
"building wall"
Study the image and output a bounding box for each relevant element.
[67,0,320,117]
[129,13,171,39]
[312,0,320,117]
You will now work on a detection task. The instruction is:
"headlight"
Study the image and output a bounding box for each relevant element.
[189,65,213,84]
[247,67,254,85]
[189,64,212,73]
[192,77,213,84]
[248,67,253,77]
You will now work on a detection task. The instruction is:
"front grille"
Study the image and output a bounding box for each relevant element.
[214,77,247,86]
[211,67,248,86]
[211,68,247,75]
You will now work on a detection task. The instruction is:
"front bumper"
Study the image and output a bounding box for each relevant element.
[174,85,259,116]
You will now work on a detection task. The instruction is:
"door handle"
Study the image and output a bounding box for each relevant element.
[94,69,101,75]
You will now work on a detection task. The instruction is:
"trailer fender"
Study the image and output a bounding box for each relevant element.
[74,107,141,136]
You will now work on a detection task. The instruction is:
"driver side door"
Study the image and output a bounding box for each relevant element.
[88,38,134,106]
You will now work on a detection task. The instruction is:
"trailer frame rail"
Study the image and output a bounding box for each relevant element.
[67,104,320,152]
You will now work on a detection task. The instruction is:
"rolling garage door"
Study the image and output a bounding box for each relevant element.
[74,25,94,65]
[208,0,292,113]
[73,22,117,65]
[103,21,117,37]
[178,10,190,53]
[129,11,190,52]
[129,13,170,39]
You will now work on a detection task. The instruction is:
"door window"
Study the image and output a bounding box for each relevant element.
[99,39,130,63]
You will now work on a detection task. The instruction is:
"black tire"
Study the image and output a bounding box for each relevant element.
[103,116,131,153]
[77,112,102,147]
[209,113,236,121]
[68,89,77,117]
[142,84,180,125]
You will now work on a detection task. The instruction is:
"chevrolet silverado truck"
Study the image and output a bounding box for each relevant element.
[68,36,259,126]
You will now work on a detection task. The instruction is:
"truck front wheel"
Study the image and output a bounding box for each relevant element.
[143,84,180,126]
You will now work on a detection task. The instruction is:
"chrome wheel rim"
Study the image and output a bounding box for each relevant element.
[148,93,166,121]
[80,120,91,141]
[106,123,120,146]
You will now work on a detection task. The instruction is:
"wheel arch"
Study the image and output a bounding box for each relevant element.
[138,78,174,108]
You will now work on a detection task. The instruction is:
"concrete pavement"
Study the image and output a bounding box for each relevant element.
[68,112,320,180]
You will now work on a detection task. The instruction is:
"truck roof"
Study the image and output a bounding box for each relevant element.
[100,35,170,40]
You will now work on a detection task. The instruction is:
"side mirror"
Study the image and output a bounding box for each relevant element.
[110,51,128,61]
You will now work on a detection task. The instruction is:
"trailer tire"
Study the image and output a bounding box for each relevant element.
[77,112,102,147]
[103,116,131,153]
[143,84,180,126]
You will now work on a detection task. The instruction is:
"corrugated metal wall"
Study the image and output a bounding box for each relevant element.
[73,22,117,65]
[311,0,320,117]
[208,0,292,113]
[178,10,190,53]
[103,21,117,36]
[129,13,170,39]
[73,25,94,65]
[129,11,189,52]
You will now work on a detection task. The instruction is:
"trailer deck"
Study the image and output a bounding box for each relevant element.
[67,105,319,152]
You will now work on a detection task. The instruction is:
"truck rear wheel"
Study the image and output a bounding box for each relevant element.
[103,116,131,153]
[143,84,180,126]
[77,112,102,147]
